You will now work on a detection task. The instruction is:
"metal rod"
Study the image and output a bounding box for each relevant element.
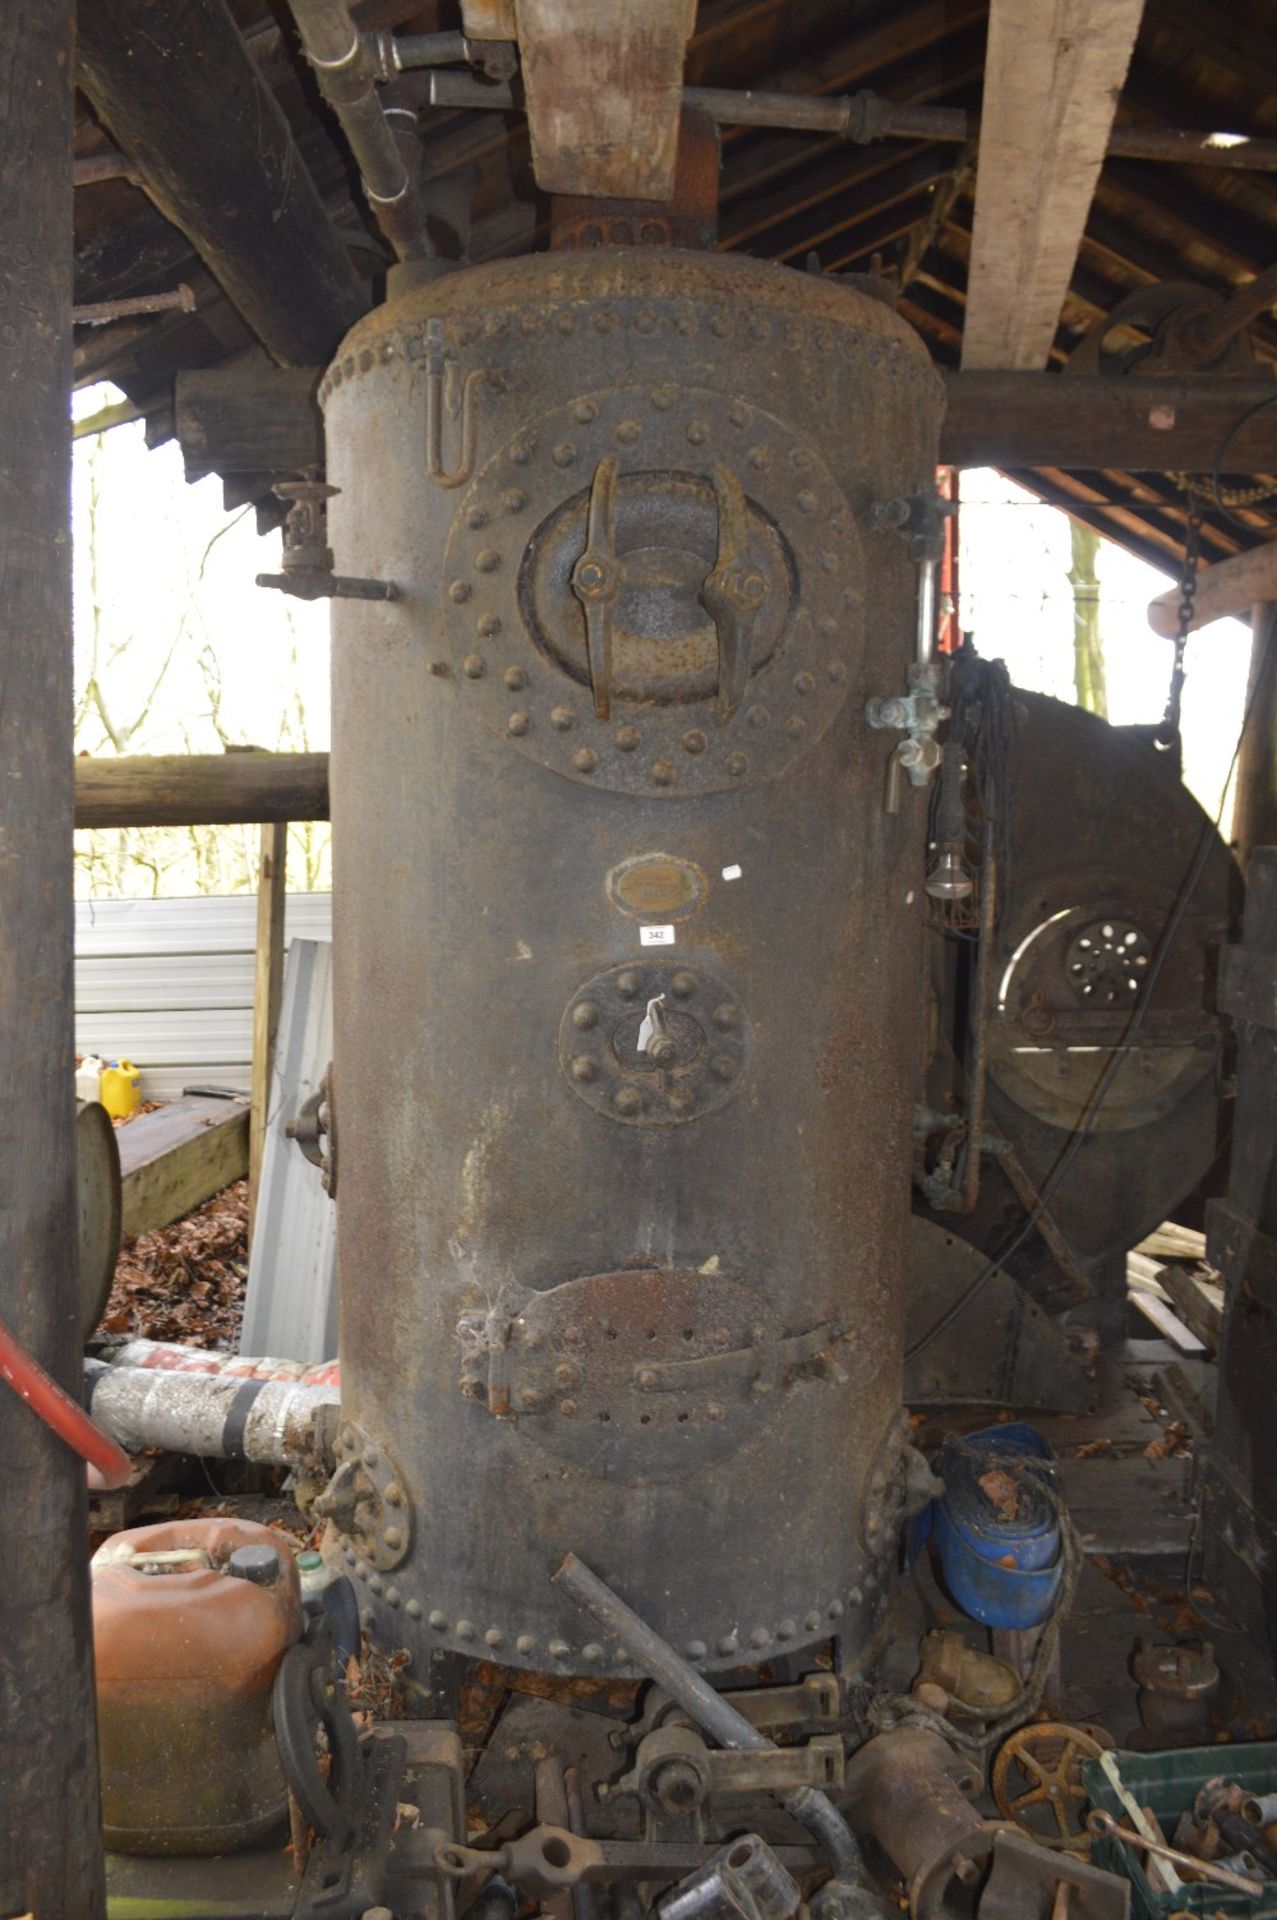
[288,0,433,260]
[388,29,468,70]
[916,557,937,667]
[957,818,997,1216]
[1086,1812,1264,1897]
[73,148,137,186]
[420,71,1277,174]
[72,284,196,326]
[553,1555,869,1891]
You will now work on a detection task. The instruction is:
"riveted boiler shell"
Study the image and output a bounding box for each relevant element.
[322,250,943,1677]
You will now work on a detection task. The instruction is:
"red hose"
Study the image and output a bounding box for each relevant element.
[0,1317,132,1489]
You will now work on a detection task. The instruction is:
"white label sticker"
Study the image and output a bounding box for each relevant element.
[721,863,742,882]
[640,924,676,947]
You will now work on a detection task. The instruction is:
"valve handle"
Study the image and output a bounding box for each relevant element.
[571,454,622,721]
[700,465,768,727]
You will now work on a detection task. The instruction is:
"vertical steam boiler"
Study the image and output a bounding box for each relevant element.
[318,246,943,1689]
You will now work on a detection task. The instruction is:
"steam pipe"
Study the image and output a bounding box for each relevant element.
[288,0,433,261]
[553,1555,873,1896]
[419,72,1277,174]
[84,1360,338,1467]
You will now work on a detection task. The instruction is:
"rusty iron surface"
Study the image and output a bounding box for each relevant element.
[321,246,942,1681]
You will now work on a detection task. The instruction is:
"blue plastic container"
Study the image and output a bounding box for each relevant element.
[931,1422,1064,1629]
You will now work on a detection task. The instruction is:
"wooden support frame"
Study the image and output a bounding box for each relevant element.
[962,0,1146,370]
[170,363,1277,485]
[249,822,288,1240]
[0,5,107,1913]
[75,750,329,827]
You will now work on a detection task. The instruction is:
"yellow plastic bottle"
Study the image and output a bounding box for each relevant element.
[99,1059,142,1119]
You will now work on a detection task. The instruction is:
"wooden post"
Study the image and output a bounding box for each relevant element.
[0,5,107,1914]
[1232,604,1277,869]
[250,822,288,1240]
[75,748,329,827]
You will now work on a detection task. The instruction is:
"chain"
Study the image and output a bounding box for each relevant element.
[1157,489,1202,748]
[1169,469,1277,509]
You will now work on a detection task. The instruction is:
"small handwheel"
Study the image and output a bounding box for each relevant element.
[273,1640,362,1846]
[992,1722,1112,1853]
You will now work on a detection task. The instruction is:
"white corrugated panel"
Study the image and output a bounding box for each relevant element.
[75,892,332,1098]
[241,939,337,1364]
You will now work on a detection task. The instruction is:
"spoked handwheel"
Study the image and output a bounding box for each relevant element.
[992,1722,1113,1853]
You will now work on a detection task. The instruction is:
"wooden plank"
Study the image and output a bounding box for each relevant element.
[163,363,1277,485]
[249,824,288,1239]
[1129,1284,1209,1355]
[76,0,366,368]
[943,373,1277,473]
[962,0,1146,370]
[175,363,323,480]
[1232,601,1277,867]
[118,1097,250,1239]
[516,0,696,201]
[75,750,329,828]
[0,5,107,1912]
[1157,1263,1224,1353]
[1149,548,1277,635]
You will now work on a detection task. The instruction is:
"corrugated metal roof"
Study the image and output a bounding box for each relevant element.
[75,892,332,1098]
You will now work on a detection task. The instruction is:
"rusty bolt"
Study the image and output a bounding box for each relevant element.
[407,1598,423,1620]
[793,670,816,694]
[614,726,641,752]
[778,1617,796,1639]
[572,748,599,775]
[651,760,677,786]
[555,1362,578,1387]
[713,1004,740,1031]
[475,548,500,573]
[456,1619,476,1642]
[581,1642,604,1663]
[559,1399,578,1417]
[363,1446,380,1469]
[670,972,697,998]
[485,1627,505,1649]
[383,1526,402,1551]
[952,1857,981,1888]
[516,1634,536,1656]
[504,1746,521,1764]
[550,705,575,730]
[750,1627,771,1648]
[711,1055,738,1082]
[448,579,471,604]
[725,751,749,777]
[686,1640,708,1661]
[682,729,707,756]
[570,1055,598,1083]
[428,1609,448,1630]
[384,1482,402,1506]
[519,1388,541,1409]
[507,711,530,737]
[616,971,641,999]
[706,1401,724,1421]
[463,653,486,679]
[652,1760,704,1813]
[637,1368,658,1390]
[502,664,525,690]
[614,1087,642,1115]
[549,1639,570,1659]
[717,1634,739,1656]
[572,1002,599,1030]
[368,1573,383,1595]
[385,1586,400,1609]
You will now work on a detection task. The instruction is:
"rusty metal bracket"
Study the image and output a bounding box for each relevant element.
[316,1423,413,1573]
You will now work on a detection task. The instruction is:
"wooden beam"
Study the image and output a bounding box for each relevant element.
[516,0,696,201]
[1148,544,1277,635]
[942,373,1277,471]
[1232,603,1277,870]
[175,364,324,480]
[118,1097,250,1239]
[0,4,107,1913]
[75,751,329,828]
[249,824,288,1240]
[76,0,366,368]
[962,0,1146,370]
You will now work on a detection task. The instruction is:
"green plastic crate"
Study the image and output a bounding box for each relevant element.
[1082,1743,1277,1920]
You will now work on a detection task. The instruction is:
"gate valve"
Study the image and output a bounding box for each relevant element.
[257,481,399,604]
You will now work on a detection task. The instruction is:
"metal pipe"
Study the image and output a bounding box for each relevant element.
[916,557,937,668]
[553,1555,870,1892]
[385,29,468,71]
[419,71,1277,174]
[957,819,997,1215]
[288,0,433,260]
[84,1359,338,1467]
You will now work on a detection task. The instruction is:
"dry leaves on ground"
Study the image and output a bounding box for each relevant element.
[101,1180,248,1346]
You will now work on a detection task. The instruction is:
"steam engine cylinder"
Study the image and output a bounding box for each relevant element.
[320,249,943,1679]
